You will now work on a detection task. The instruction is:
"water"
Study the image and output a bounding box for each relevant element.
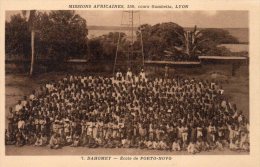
[87,27,249,44]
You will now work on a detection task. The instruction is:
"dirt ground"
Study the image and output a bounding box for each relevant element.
[5,145,248,155]
[5,68,249,155]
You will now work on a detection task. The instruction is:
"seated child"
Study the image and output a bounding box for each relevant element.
[146,139,153,150]
[122,138,131,148]
[113,137,122,148]
[34,134,43,146]
[95,136,104,147]
[240,141,250,152]
[49,133,61,149]
[5,129,16,145]
[158,139,168,150]
[104,137,115,148]
[187,141,199,154]
[139,139,146,149]
[16,131,25,147]
[229,138,239,151]
[41,133,48,146]
[195,138,203,152]
[71,133,80,147]
[172,139,181,151]
[130,137,139,148]
[215,139,224,151]
[240,130,249,151]
[88,137,98,148]
[201,140,210,151]
[152,139,159,150]
[65,134,73,146]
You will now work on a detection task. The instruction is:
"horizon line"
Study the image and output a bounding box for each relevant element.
[87,25,249,29]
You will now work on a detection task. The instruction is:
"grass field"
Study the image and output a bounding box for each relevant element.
[5,67,249,155]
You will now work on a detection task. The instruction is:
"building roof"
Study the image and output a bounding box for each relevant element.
[198,56,248,60]
[145,60,201,65]
[219,44,249,53]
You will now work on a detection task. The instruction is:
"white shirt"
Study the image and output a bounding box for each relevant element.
[126,71,132,79]
[18,120,25,129]
[116,72,122,79]
[140,72,146,79]
[29,94,35,100]
[15,104,23,112]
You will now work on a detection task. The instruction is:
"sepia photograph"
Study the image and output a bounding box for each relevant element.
[4,10,249,155]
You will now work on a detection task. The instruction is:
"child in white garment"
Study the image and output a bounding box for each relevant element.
[172,139,181,151]
[187,141,198,154]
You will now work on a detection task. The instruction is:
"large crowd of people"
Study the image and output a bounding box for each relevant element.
[5,69,249,154]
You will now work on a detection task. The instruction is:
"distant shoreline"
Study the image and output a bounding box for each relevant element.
[87,25,249,30]
[87,26,249,43]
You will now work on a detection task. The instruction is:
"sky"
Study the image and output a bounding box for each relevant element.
[6,10,248,28]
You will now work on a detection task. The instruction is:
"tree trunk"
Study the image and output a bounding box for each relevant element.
[185,31,190,56]
[30,30,35,76]
[232,62,240,76]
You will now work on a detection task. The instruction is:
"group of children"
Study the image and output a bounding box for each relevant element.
[5,69,250,153]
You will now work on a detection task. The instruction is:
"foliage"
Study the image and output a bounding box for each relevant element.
[170,25,205,60]
[136,22,184,60]
[39,10,88,61]
[136,23,240,60]
[6,12,242,64]
[197,29,240,56]
[88,32,128,61]
[5,14,31,59]
[206,46,233,56]
[6,10,88,61]
[199,28,239,44]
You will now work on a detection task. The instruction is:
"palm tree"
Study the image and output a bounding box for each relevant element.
[165,25,208,60]
[22,10,36,76]
[176,25,206,56]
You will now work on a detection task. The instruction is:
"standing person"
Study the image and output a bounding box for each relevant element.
[15,100,23,114]
[21,96,28,107]
[139,123,146,141]
[149,123,154,141]
[112,122,119,139]
[118,120,124,140]
[17,117,25,133]
[190,124,197,143]
[116,69,123,81]
[97,119,104,140]
[208,122,216,143]
[7,107,14,135]
[164,65,169,79]
[52,120,59,134]
[39,116,46,134]
[139,68,146,81]
[126,68,133,81]
[64,118,71,137]
[181,124,189,149]
[92,121,98,140]
[197,124,203,139]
